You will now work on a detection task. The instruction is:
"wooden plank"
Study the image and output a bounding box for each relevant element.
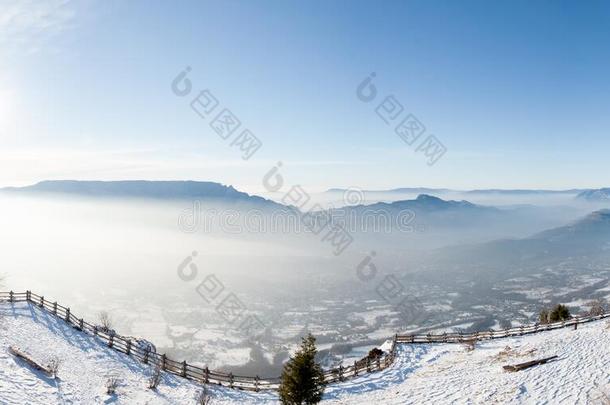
[8,346,53,376]
[503,355,558,372]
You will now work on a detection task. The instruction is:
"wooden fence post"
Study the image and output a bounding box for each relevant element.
[39,296,44,307]
[93,325,98,336]
[79,318,84,330]
[204,367,209,384]
[353,361,358,376]
[366,357,371,372]
[229,372,234,388]
[143,348,149,364]
[65,308,70,322]
[53,302,57,315]
[126,340,132,355]
[161,354,166,370]
[255,375,260,392]
[181,361,187,377]
[376,357,381,370]
[338,365,344,381]
[26,290,31,301]
[108,334,114,348]
[9,291,13,302]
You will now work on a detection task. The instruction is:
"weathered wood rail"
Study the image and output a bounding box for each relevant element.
[8,346,54,376]
[1,291,608,392]
[502,355,558,372]
[394,312,610,344]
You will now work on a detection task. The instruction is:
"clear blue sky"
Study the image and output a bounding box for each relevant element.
[1,0,609,191]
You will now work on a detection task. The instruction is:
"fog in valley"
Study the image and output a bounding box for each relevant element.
[1,185,609,377]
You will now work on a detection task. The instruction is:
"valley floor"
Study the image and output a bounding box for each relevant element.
[0,302,609,404]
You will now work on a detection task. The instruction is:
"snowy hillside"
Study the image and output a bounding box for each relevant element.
[1,301,609,404]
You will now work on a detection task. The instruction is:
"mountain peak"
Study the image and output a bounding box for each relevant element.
[415,194,443,202]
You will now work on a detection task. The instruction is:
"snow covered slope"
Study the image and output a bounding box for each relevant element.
[0,302,276,404]
[1,301,609,404]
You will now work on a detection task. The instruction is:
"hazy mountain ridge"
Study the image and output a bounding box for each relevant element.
[326,193,570,238]
[419,209,610,280]
[1,180,282,208]
[326,187,452,194]
[576,188,610,202]
[326,188,589,195]
[359,194,484,212]
[0,181,581,248]
[466,189,588,195]
[532,209,610,245]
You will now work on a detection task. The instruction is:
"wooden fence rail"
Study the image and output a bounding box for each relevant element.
[1,291,608,392]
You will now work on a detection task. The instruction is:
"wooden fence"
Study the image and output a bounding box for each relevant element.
[394,312,610,344]
[1,290,608,392]
[0,291,278,391]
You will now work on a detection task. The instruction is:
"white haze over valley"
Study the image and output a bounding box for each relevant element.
[1,186,609,375]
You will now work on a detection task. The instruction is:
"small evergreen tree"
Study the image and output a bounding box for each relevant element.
[367,348,383,360]
[548,304,571,322]
[539,308,550,324]
[279,334,325,405]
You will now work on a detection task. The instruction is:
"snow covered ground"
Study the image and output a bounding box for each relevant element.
[1,301,609,404]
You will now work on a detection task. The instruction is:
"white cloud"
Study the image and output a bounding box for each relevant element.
[0,0,77,54]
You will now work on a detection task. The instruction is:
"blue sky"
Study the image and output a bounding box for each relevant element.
[1,0,609,191]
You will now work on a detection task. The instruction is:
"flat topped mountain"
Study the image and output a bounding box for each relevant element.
[1,180,275,205]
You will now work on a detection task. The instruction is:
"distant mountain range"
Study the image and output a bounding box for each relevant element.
[466,189,589,195]
[4,181,608,282]
[332,194,499,222]
[4,181,605,203]
[0,180,280,207]
[345,194,485,211]
[319,194,574,251]
[0,179,583,222]
[326,188,589,195]
[326,187,452,194]
[0,179,502,223]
